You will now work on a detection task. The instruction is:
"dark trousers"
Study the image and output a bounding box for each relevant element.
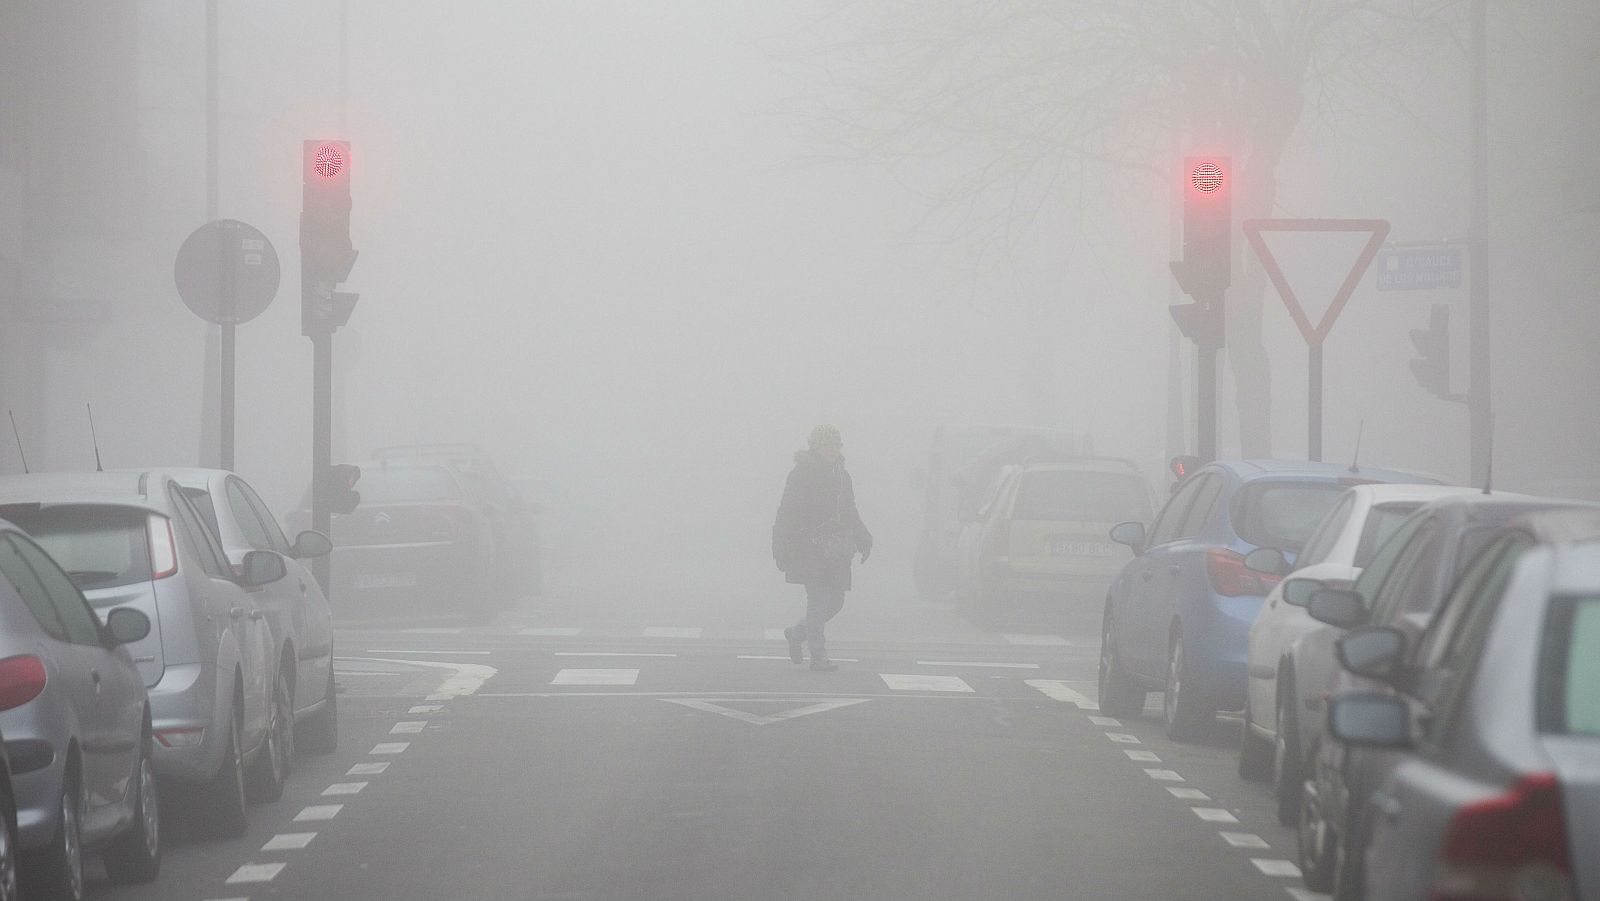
[793,582,845,659]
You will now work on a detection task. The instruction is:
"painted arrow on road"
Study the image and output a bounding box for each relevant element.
[663,698,869,726]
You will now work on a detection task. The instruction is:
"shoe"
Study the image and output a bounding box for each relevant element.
[809,659,838,672]
[783,627,804,664]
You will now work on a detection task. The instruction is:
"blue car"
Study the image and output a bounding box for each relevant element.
[1096,460,1439,740]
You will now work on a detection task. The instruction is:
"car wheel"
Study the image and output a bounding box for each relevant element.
[29,766,84,901]
[298,668,338,755]
[247,672,293,802]
[103,736,161,884]
[1096,605,1146,717]
[0,775,16,901]
[1162,631,1210,741]
[205,705,248,838]
[1332,771,1367,901]
[1274,687,1303,825]
[1237,697,1273,781]
[1297,745,1335,891]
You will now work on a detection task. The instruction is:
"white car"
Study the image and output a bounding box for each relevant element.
[1238,483,1478,824]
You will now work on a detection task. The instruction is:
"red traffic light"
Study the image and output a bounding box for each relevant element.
[312,143,345,179]
[1190,161,1226,194]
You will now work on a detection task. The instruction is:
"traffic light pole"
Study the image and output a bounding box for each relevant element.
[1468,0,1491,486]
[310,330,332,592]
[221,323,235,470]
[1198,341,1218,464]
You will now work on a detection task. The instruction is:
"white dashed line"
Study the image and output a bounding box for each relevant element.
[1105,732,1140,744]
[1168,787,1210,800]
[1023,680,1098,709]
[370,742,409,755]
[879,674,975,693]
[322,782,367,796]
[1220,832,1270,849]
[1124,749,1161,762]
[363,649,492,655]
[226,863,286,884]
[1002,634,1071,646]
[1192,807,1240,823]
[408,705,443,714]
[294,805,343,822]
[347,762,389,776]
[914,661,1040,670]
[1087,716,1122,726]
[1144,769,1184,782]
[399,628,463,634]
[551,668,640,686]
[553,652,677,658]
[262,833,317,852]
[1251,859,1303,878]
[390,721,427,734]
[520,627,581,636]
[737,655,860,662]
[642,627,702,638]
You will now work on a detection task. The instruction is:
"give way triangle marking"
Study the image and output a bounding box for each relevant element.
[662,697,869,726]
[1242,218,1390,346]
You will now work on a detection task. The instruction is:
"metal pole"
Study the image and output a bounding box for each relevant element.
[311,332,333,592]
[1308,343,1323,462]
[1198,344,1217,463]
[199,0,222,468]
[1468,0,1491,485]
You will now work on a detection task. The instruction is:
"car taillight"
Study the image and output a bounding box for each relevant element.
[0,655,48,711]
[148,513,178,579]
[1206,548,1281,597]
[1430,773,1573,901]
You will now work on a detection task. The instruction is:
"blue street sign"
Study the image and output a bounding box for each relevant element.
[1376,245,1464,291]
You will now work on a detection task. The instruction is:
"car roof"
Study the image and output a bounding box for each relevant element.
[157,467,230,487]
[0,471,174,514]
[1349,484,1481,505]
[1217,459,1443,483]
[1504,506,1600,545]
[1412,492,1592,528]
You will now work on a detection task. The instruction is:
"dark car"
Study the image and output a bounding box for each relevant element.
[1097,460,1439,740]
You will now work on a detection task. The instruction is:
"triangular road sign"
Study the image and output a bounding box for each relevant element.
[1243,219,1390,346]
[662,698,869,726]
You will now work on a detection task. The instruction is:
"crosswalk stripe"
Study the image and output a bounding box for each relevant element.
[879,674,974,693]
[1023,680,1099,709]
[551,668,640,686]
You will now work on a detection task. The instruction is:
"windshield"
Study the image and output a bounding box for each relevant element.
[1232,482,1348,551]
[0,505,152,590]
[356,466,463,505]
[1012,471,1149,523]
[1541,596,1600,737]
[1354,502,1424,567]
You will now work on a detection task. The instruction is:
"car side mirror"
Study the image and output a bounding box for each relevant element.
[1336,626,1408,682]
[1308,588,1366,629]
[1244,547,1291,577]
[1110,521,1147,556]
[1327,692,1412,749]
[105,607,152,646]
[1281,578,1321,607]
[239,550,288,587]
[291,530,334,559]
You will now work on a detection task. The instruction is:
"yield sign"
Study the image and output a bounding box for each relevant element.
[1242,219,1391,345]
[662,698,869,726]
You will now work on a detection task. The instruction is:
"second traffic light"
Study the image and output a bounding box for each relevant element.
[1170,156,1231,349]
[319,463,362,516]
[1410,303,1465,402]
[302,139,358,336]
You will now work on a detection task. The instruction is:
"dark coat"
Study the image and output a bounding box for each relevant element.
[772,450,873,589]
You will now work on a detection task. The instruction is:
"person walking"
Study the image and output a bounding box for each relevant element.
[772,424,872,671]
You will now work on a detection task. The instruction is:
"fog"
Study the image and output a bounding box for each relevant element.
[3,1,1599,619]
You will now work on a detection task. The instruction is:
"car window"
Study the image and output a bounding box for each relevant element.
[1231,482,1347,551]
[1011,471,1150,523]
[0,504,152,590]
[0,535,69,640]
[169,487,229,578]
[9,535,103,645]
[180,486,222,538]
[1298,493,1354,566]
[1176,474,1224,541]
[356,466,462,504]
[1416,535,1530,672]
[1148,474,1207,548]
[1352,511,1429,606]
[1368,518,1440,624]
[234,479,293,555]
[226,479,277,551]
[1539,595,1600,737]
[1353,502,1424,568]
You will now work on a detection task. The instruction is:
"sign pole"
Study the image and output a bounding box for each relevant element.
[311,330,332,593]
[1308,342,1323,462]
[221,323,235,470]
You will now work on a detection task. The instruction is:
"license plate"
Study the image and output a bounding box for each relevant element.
[1051,541,1113,557]
[357,571,417,590]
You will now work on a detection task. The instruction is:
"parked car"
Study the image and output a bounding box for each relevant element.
[170,469,338,755]
[1295,493,1585,894]
[1096,460,1439,739]
[0,725,16,901]
[0,472,282,837]
[0,517,160,898]
[1326,507,1600,901]
[1239,484,1479,824]
[954,458,1151,628]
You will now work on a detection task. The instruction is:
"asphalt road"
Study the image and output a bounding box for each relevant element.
[85,600,1324,901]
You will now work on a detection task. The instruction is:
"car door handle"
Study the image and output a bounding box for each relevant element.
[1371,791,1401,822]
[249,609,265,620]
[230,606,246,619]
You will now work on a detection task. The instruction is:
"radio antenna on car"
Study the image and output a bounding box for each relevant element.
[87,403,103,472]
[1348,419,1364,474]
[8,411,28,474]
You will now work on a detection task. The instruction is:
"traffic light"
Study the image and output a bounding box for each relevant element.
[1409,303,1463,401]
[1169,156,1232,348]
[301,140,358,335]
[320,463,361,516]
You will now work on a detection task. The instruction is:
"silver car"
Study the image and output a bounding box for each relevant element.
[0,472,282,838]
[170,469,338,755]
[1328,509,1600,901]
[0,518,159,899]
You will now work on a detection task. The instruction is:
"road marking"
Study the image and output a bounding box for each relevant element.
[344,656,497,699]
[1144,769,1184,782]
[1251,859,1303,878]
[479,690,983,700]
[880,674,974,693]
[642,627,703,638]
[1193,807,1240,823]
[1087,716,1122,726]
[1002,634,1071,646]
[520,627,582,636]
[915,661,1040,669]
[1124,749,1161,762]
[1023,680,1099,709]
[1287,888,1333,901]
[663,698,870,726]
[551,668,640,686]
[409,705,443,714]
[347,762,389,776]
[399,628,463,634]
[294,805,343,822]
[364,649,492,656]
[390,721,427,734]
[554,652,677,658]
[262,833,317,852]
[1106,732,1140,743]
[1220,832,1270,849]
[369,742,409,754]
[737,655,860,663]
[226,863,286,884]
[322,782,368,796]
[331,671,394,677]
[1169,787,1210,800]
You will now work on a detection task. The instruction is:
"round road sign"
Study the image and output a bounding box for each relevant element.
[174,219,281,325]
